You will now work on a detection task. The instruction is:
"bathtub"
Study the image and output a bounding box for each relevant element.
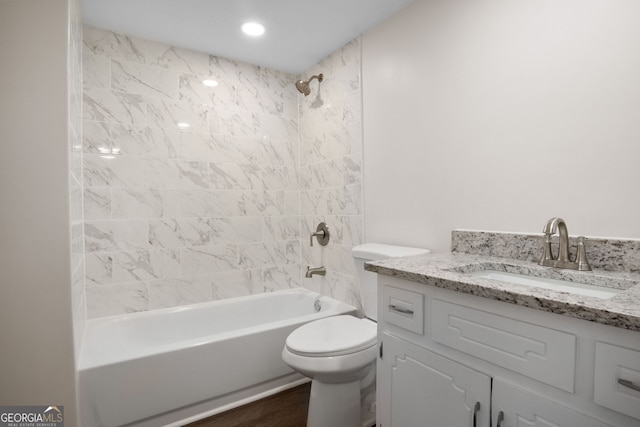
[79,288,357,427]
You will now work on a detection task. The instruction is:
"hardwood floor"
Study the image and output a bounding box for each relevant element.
[186,383,311,427]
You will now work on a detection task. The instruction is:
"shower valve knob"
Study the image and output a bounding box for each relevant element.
[310,222,330,247]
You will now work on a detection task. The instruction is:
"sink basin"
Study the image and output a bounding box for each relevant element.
[468,270,622,299]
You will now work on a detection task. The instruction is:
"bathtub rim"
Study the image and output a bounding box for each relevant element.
[80,287,359,371]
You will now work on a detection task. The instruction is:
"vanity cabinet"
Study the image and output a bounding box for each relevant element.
[376,277,640,427]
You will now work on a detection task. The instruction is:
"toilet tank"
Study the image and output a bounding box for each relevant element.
[352,243,430,321]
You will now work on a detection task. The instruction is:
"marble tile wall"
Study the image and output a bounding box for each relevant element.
[69,0,85,357]
[298,39,364,310]
[82,27,366,318]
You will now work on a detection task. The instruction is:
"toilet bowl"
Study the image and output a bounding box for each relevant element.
[282,315,377,427]
[282,243,430,427]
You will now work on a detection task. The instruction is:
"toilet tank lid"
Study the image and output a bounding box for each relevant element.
[352,243,430,261]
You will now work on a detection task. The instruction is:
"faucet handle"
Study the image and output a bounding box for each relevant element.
[310,222,330,247]
[575,236,592,271]
[539,233,555,266]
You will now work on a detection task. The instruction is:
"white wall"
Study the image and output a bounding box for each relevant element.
[362,0,640,253]
[0,0,78,423]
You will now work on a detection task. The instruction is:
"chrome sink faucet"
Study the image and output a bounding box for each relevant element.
[539,217,591,271]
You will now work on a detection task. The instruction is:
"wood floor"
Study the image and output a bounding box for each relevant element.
[186,383,311,427]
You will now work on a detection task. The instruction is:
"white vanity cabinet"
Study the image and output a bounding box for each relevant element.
[376,276,640,427]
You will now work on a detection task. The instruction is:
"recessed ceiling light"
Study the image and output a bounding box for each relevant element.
[202,79,219,88]
[177,122,190,129]
[241,21,265,37]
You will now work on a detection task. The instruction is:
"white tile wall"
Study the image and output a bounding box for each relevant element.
[82,26,363,318]
[299,39,365,310]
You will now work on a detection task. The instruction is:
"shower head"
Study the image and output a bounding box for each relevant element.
[295,80,311,96]
[295,73,323,96]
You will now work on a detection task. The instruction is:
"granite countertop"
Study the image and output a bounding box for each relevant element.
[366,252,640,332]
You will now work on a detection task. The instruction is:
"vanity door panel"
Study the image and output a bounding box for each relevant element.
[378,333,491,427]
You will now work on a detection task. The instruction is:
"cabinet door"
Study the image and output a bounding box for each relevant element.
[492,379,613,427]
[378,333,491,427]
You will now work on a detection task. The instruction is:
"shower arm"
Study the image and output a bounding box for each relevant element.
[308,73,323,84]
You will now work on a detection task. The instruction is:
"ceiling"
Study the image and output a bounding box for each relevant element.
[82,0,414,75]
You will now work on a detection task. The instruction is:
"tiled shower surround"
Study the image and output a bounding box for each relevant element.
[69,0,85,356]
[82,26,363,318]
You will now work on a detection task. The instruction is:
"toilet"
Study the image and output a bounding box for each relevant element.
[282,243,429,427]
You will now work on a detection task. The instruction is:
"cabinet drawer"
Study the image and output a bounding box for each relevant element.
[594,342,640,420]
[493,379,613,427]
[382,285,424,334]
[431,299,576,392]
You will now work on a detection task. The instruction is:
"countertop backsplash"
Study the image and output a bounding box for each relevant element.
[451,230,640,274]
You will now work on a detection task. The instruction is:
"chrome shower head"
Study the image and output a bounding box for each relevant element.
[295,73,323,96]
[295,80,310,96]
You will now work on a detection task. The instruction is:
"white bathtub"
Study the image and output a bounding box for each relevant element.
[79,288,357,427]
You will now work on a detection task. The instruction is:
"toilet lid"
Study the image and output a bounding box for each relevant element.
[286,315,377,357]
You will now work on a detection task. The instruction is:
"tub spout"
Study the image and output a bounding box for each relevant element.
[305,266,326,278]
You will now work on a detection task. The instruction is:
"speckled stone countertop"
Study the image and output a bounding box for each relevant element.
[365,231,640,332]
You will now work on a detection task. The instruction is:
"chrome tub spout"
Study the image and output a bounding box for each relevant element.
[305,266,326,278]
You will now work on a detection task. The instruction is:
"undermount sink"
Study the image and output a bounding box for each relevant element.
[468,270,622,299]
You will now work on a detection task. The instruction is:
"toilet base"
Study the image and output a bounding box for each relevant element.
[307,379,361,427]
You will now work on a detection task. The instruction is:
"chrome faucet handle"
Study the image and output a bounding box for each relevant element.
[575,236,592,271]
[539,233,555,266]
[310,222,330,247]
[310,230,323,246]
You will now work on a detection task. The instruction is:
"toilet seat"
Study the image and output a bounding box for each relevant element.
[285,315,376,357]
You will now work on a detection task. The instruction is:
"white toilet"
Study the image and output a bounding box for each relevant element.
[282,243,429,427]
